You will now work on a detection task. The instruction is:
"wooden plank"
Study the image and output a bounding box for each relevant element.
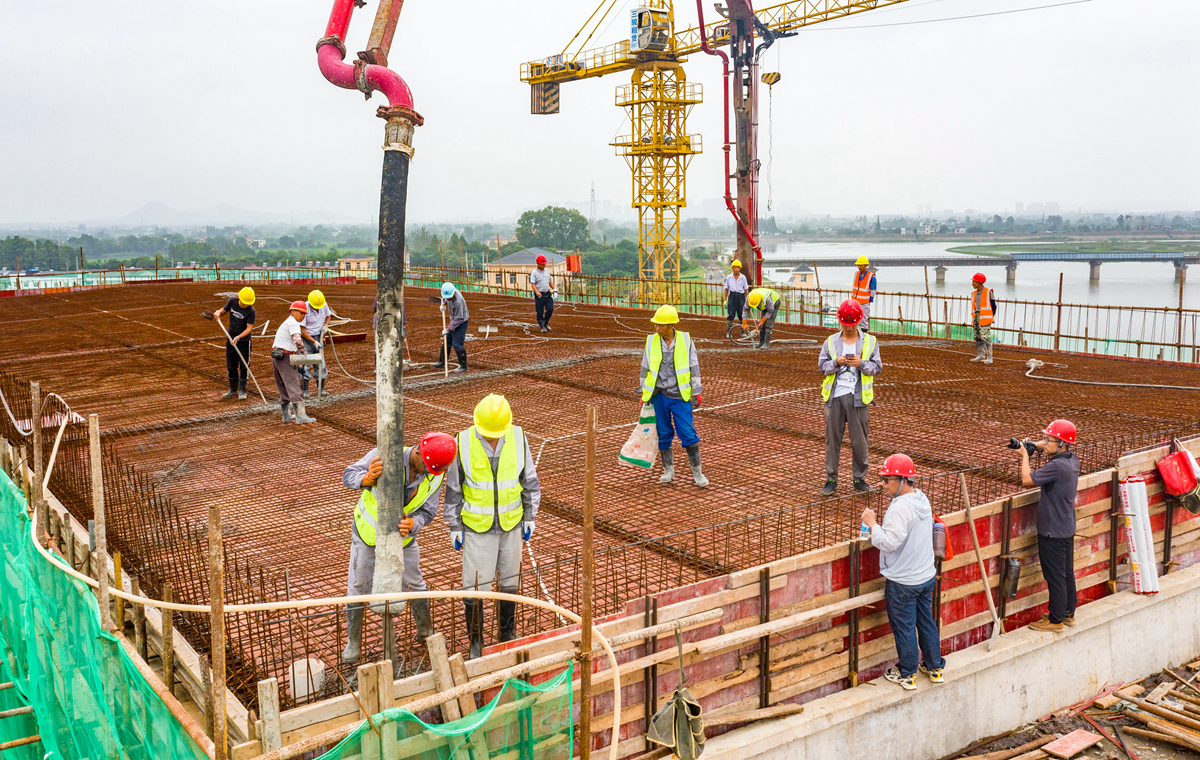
[357,662,381,760]
[704,703,804,726]
[257,679,282,753]
[426,633,462,722]
[448,654,477,717]
[1041,728,1101,758]
[1146,682,1173,704]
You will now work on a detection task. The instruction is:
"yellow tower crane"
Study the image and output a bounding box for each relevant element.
[521,0,914,303]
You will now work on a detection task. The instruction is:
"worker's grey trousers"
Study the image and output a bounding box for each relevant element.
[824,393,870,480]
[859,303,871,332]
[346,524,427,608]
[461,528,522,594]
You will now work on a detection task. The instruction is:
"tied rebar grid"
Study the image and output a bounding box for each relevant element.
[3,282,1200,714]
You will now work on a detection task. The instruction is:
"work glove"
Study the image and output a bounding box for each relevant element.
[691,393,703,409]
[522,521,534,541]
[450,531,463,552]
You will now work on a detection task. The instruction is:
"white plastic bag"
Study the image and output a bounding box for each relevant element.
[619,404,658,470]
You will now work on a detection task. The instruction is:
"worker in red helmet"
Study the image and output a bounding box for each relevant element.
[340,431,458,662]
[270,301,315,424]
[817,300,883,495]
[861,454,945,691]
[529,252,558,332]
[970,273,999,364]
[1018,419,1080,632]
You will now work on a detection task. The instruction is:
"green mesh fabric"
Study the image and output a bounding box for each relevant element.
[315,661,574,760]
[0,470,209,760]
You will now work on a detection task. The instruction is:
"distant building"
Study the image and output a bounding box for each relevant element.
[787,264,816,290]
[338,255,377,275]
[483,248,568,289]
[485,236,517,250]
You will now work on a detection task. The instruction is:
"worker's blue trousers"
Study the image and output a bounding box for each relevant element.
[652,392,699,450]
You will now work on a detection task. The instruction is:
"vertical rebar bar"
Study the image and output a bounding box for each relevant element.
[89,415,114,632]
[579,406,596,760]
[1054,272,1063,351]
[208,501,228,759]
[163,582,175,697]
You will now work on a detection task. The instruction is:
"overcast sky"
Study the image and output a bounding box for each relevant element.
[1,0,1196,225]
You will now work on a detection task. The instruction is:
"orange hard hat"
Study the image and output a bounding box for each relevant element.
[289,300,307,312]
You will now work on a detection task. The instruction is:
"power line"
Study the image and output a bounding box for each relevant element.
[811,0,1093,30]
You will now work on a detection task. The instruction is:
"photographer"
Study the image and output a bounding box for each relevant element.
[1018,419,1080,632]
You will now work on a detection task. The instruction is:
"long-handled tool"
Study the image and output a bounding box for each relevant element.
[202,311,267,403]
[959,472,1003,650]
[435,297,449,379]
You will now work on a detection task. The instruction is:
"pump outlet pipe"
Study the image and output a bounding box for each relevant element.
[317,0,422,614]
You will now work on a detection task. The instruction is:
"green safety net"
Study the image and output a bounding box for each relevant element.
[0,470,209,760]
[315,661,575,760]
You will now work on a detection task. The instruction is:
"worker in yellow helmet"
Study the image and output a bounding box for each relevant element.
[443,394,541,659]
[722,260,749,337]
[640,305,707,487]
[743,287,782,349]
[212,287,256,400]
[299,289,332,398]
[851,256,876,332]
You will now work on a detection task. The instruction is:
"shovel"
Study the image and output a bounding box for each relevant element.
[202,309,268,403]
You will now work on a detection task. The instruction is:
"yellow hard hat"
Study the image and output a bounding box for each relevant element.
[856,256,869,267]
[650,305,679,325]
[748,290,763,308]
[730,259,742,269]
[307,289,326,309]
[238,286,256,305]
[473,394,513,438]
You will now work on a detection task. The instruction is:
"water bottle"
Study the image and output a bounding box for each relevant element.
[932,521,947,561]
[859,523,871,542]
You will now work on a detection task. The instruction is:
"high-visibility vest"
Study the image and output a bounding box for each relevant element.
[458,426,526,534]
[354,452,444,548]
[972,287,994,326]
[821,332,877,405]
[749,288,781,313]
[641,332,693,402]
[852,270,873,305]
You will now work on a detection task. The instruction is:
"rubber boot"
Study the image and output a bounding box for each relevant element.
[497,600,517,643]
[453,348,468,374]
[318,377,326,397]
[341,604,364,663]
[970,342,984,362]
[725,320,733,338]
[685,443,709,487]
[293,402,316,424]
[238,378,247,400]
[222,378,238,400]
[658,449,675,483]
[281,402,293,423]
[411,598,434,642]
[464,600,484,660]
[983,343,994,364]
[301,378,310,399]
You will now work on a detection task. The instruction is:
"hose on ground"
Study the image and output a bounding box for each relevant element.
[1024,358,1200,390]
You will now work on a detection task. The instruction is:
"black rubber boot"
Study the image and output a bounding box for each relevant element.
[453,348,468,374]
[341,604,364,663]
[318,377,327,396]
[238,378,247,400]
[281,402,293,423]
[222,377,238,399]
[464,600,484,660]
[497,600,517,642]
[725,320,733,338]
[411,599,434,642]
[301,378,310,398]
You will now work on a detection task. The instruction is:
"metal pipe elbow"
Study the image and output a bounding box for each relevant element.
[316,39,415,111]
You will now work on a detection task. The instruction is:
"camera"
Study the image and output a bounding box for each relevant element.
[1007,437,1038,455]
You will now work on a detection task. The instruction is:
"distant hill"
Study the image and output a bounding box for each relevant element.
[116,202,363,226]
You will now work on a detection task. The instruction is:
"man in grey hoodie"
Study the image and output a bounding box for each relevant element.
[861,453,946,691]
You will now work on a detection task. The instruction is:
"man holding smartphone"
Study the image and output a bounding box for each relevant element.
[818,300,882,495]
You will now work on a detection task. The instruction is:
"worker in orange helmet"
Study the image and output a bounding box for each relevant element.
[817,300,882,495]
[270,301,315,424]
[1018,419,1079,632]
[970,273,998,364]
[340,432,459,662]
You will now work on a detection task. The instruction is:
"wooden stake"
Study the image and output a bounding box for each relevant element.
[958,473,1002,650]
[114,551,124,632]
[924,266,933,338]
[132,576,147,660]
[257,678,282,753]
[89,414,113,631]
[163,583,175,697]
[30,382,47,547]
[209,501,229,759]
[580,406,597,760]
[1054,272,1064,351]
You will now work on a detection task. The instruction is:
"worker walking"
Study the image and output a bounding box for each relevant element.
[444,394,540,659]
[818,300,882,495]
[851,256,876,332]
[340,432,458,662]
[530,254,557,332]
[742,287,782,350]
[722,260,749,337]
[1019,419,1080,632]
[640,305,707,487]
[300,290,332,397]
[213,286,256,400]
[433,282,469,373]
[970,273,998,364]
[270,301,315,424]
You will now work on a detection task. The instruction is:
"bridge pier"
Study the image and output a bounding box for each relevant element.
[1006,263,1017,284]
[1089,260,1101,282]
[1176,261,1187,282]
[935,265,946,284]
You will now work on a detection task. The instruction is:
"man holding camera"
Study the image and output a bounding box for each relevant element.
[1018,419,1080,632]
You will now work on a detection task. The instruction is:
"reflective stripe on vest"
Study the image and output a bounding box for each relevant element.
[820,332,876,405]
[458,426,525,534]
[852,270,873,305]
[972,287,994,326]
[353,462,444,548]
[641,332,693,403]
[749,288,781,313]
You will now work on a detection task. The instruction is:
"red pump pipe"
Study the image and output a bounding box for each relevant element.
[317,0,416,111]
[695,0,763,284]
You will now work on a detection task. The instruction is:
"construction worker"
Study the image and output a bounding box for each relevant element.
[641,305,707,487]
[271,302,316,424]
[433,282,469,373]
[970,273,998,364]
[818,300,882,495]
[861,454,945,691]
[742,286,781,350]
[444,394,540,658]
[722,260,749,337]
[851,256,876,332]
[339,432,458,662]
[300,289,331,397]
[530,254,557,333]
[1019,419,1080,632]
[213,286,255,400]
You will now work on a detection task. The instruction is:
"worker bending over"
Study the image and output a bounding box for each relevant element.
[300,290,332,397]
[444,394,540,658]
[270,301,315,424]
[851,256,876,331]
[530,254,557,333]
[722,260,749,337]
[1019,419,1080,632]
[861,454,945,691]
[742,287,781,350]
[641,305,707,487]
[970,273,998,364]
[818,300,882,494]
[340,432,457,663]
[213,287,256,400]
[433,282,469,373]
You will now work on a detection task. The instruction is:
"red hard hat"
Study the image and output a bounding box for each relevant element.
[972,273,986,283]
[1042,419,1077,444]
[879,453,916,478]
[419,432,458,475]
[289,300,307,312]
[535,254,547,265]
[837,299,864,327]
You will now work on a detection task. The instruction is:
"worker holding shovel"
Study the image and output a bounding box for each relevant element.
[212,287,256,400]
[432,282,469,374]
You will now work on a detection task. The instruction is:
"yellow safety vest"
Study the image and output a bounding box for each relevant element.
[821,332,877,405]
[458,426,526,534]
[749,288,781,313]
[353,453,443,548]
[641,332,693,402]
